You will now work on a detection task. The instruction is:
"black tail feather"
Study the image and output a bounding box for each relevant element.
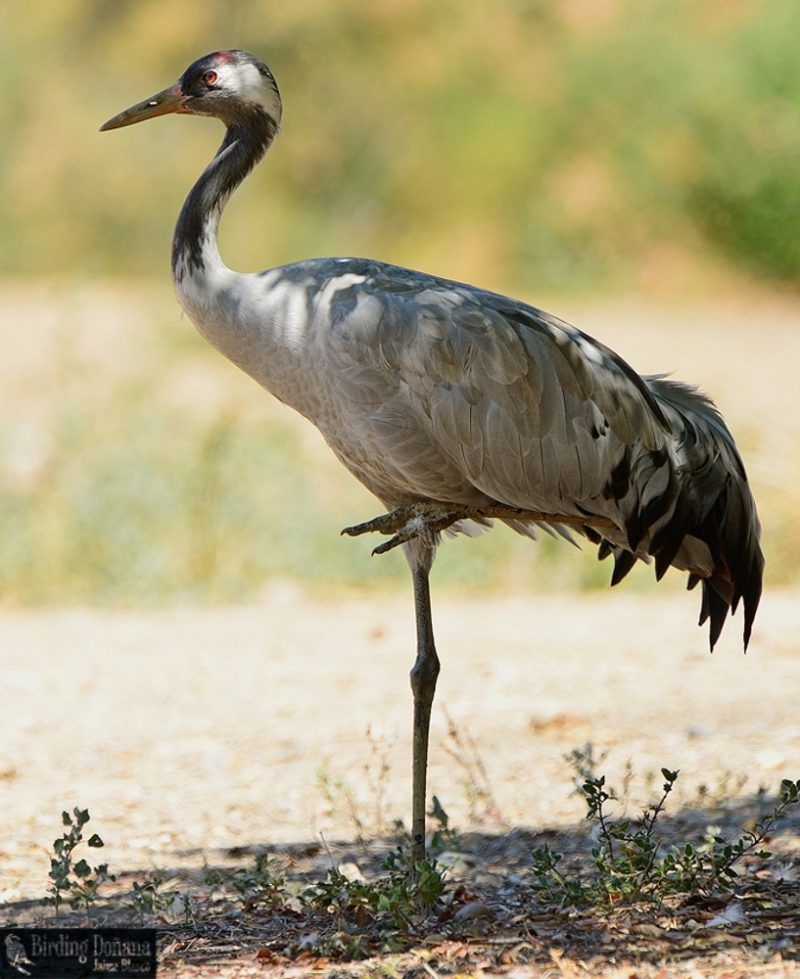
[646,376,764,651]
[611,548,637,586]
[589,376,763,650]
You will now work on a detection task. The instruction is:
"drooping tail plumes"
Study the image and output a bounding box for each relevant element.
[596,376,764,650]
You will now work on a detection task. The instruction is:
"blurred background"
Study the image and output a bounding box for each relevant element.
[1,0,798,605]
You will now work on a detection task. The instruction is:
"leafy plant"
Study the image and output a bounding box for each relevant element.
[45,808,115,913]
[128,873,176,922]
[531,772,800,908]
[530,844,589,909]
[305,848,446,932]
[229,853,291,907]
[653,779,800,896]
[383,847,448,919]
[581,767,680,903]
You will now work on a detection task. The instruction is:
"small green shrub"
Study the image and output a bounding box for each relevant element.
[45,808,115,913]
[305,850,446,932]
[128,873,176,922]
[532,772,800,908]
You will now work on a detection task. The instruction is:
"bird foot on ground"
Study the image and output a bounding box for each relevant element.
[341,502,472,555]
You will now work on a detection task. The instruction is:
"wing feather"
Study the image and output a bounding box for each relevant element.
[313,259,762,648]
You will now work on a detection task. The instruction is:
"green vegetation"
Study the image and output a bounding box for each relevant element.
[532,773,800,908]
[3,1,800,288]
[304,855,446,932]
[127,873,178,924]
[2,3,797,604]
[39,772,800,960]
[45,808,114,914]
[201,846,447,947]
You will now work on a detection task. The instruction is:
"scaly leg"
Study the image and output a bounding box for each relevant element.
[341,501,472,554]
[409,565,440,868]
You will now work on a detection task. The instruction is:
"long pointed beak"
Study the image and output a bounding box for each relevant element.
[99,83,188,132]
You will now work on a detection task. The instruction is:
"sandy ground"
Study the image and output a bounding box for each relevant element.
[1,584,798,906]
[1,285,799,974]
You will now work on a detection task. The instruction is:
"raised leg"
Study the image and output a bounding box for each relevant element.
[342,500,614,556]
[342,501,472,554]
[409,565,440,867]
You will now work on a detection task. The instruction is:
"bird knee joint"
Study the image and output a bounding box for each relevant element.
[410,654,440,697]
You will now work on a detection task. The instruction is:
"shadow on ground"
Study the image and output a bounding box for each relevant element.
[2,792,798,976]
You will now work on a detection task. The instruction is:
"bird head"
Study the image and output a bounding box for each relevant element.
[100,50,282,132]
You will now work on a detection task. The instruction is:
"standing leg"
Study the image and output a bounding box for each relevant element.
[409,565,440,867]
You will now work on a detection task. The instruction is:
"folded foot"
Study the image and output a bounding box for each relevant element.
[341,502,473,555]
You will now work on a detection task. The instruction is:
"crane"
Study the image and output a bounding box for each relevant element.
[101,50,764,867]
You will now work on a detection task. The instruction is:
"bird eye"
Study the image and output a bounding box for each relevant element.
[203,70,218,86]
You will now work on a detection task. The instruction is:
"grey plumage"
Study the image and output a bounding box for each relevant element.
[101,51,764,864]
[236,256,761,650]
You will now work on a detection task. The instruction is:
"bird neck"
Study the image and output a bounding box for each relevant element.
[172,109,278,282]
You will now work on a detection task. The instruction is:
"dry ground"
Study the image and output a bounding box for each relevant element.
[1,285,799,975]
[1,586,799,977]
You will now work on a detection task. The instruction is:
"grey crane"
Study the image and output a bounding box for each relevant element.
[101,50,764,866]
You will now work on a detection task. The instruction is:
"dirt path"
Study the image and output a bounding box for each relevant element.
[1,585,798,975]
